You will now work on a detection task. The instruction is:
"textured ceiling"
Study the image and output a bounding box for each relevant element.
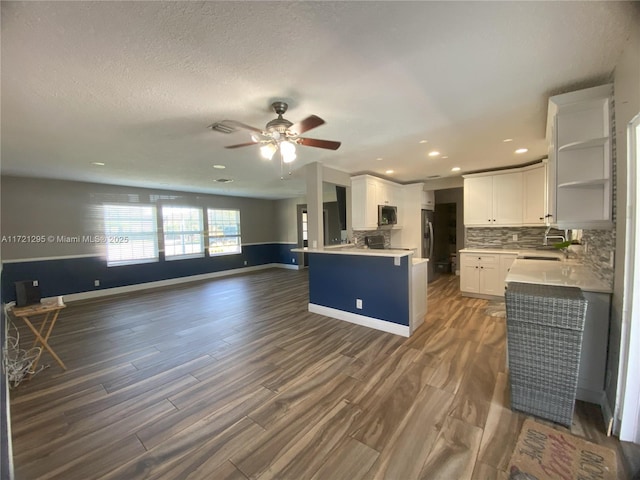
[2,1,638,199]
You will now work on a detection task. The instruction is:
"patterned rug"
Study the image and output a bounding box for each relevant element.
[508,418,617,480]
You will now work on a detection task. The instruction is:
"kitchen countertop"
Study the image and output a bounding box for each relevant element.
[506,258,612,293]
[292,245,414,258]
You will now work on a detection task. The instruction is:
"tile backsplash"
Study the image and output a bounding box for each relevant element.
[465,226,615,287]
[352,229,391,248]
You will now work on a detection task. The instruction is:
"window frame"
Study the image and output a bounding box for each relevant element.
[161,205,205,260]
[207,208,242,257]
[103,203,159,267]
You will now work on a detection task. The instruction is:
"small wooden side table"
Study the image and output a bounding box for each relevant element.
[10,302,67,373]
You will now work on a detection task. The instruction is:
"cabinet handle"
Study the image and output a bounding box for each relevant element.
[539,217,544,220]
[480,266,484,269]
[545,214,552,218]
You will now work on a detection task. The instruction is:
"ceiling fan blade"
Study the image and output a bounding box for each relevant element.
[225,141,258,149]
[290,115,325,135]
[221,120,264,134]
[297,137,341,150]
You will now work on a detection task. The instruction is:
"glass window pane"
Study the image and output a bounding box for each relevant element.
[104,204,159,266]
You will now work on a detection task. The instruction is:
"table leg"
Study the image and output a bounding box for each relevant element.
[21,314,67,372]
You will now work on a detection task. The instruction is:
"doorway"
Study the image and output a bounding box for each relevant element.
[296,204,308,267]
[433,202,457,274]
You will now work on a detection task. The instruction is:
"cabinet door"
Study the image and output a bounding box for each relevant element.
[493,172,523,225]
[351,177,379,230]
[459,254,480,293]
[522,165,546,225]
[464,176,493,225]
[365,179,379,227]
[479,264,501,296]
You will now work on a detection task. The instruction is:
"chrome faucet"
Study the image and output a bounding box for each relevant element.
[543,226,566,246]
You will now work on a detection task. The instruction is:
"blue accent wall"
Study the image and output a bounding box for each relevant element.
[308,253,410,326]
[1,243,298,301]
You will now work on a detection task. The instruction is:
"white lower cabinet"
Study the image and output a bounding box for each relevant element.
[460,253,504,297]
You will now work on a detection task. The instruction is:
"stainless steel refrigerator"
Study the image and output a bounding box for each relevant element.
[421,209,435,282]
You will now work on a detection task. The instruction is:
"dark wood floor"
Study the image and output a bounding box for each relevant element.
[8,269,634,479]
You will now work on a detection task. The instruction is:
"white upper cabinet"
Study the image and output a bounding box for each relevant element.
[464,171,523,226]
[546,84,612,228]
[493,172,524,225]
[421,190,435,210]
[463,175,494,225]
[351,175,403,231]
[522,162,548,225]
[351,176,379,230]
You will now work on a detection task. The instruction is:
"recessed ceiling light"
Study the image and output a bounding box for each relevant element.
[213,164,226,169]
[428,151,440,157]
[376,157,383,161]
[91,162,105,166]
[419,140,428,144]
[442,156,449,159]
[503,138,513,143]
[515,148,528,154]
[451,167,461,172]
[385,169,394,174]
[215,178,233,183]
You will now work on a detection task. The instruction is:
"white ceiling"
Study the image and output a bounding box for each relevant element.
[2,1,638,199]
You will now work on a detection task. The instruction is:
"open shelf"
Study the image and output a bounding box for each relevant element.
[558,137,608,152]
[557,179,608,189]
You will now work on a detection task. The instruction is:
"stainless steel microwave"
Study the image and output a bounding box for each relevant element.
[378,205,397,226]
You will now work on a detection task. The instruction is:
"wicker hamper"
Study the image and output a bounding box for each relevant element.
[505,282,588,426]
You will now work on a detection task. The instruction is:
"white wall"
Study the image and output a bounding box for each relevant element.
[612,23,640,435]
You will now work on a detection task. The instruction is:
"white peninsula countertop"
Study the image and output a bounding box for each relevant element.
[292,245,414,258]
[506,258,612,294]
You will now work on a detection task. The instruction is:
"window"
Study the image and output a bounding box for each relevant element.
[103,204,158,266]
[162,206,204,259]
[302,211,308,241]
[208,209,241,255]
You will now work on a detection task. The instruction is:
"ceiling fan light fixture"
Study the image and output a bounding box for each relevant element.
[280,141,297,163]
[260,143,277,160]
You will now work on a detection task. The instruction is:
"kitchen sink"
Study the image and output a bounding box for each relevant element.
[519,255,562,261]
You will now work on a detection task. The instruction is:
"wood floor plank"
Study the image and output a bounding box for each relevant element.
[137,382,276,451]
[418,416,483,480]
[448,348,502,428]
[309,436,379,480]
[255,399,363,480]
[9,270,631,479]
[16,400,174,478]
[368,385,455,480]
[471,461,509,480]
[105,416,264,480]
[477,371,525,471]
[426,339,477,394]
[350,360,434,451]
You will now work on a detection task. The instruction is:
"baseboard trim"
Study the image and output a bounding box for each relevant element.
[308,303,410,337]
[60,263,299,302]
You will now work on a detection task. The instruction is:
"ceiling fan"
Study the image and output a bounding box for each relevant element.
[212,102,341,164]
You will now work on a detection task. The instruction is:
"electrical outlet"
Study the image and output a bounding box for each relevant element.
[244,260,248,266]
[512,234,518,242]
[32,280,39,287]
[94,280,100,287]
[292,258,296,263]
[356,299,363,309]
[312,240,317,248]
[609,251,615,268]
